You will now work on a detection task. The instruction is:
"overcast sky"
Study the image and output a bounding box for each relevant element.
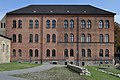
[0,0,120,23]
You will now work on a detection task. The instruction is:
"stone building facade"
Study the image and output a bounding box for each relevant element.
[5,5,115,66]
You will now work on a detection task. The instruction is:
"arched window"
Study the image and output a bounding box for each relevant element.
[29,20,33,28]
[52,20,56,28]
[46,34,50,42]
[46,20,50,28]
[13,49,16,57]
[18,49,22,57]
[70,33,74,42]
[35,20,39,28]
[64,49,68,57]
[105,49,109,57]
[18,34,22,43]
[99,34,103,43]
[46,49,50,57]
[35,49,38,57]
[29,49,33,57]
[52,49,56,57]
[35,34,39,43]
[105,34,109,43]
[82,49,85,57]
[87,20,91,28]
[105,20,109,28]
[18,20,22,28]
[99,20,103,28]
[64,34,68,42]
[99,49,103,57]
[13,20,16,28]
[81,34,85,42]
[70,49,74,57]
[52,34,56,43]
[64,20,68,28]
[70,20,74,29]
[29,34,33,42]
[2,44,5,52]
[86,34,91,42]
[81,20,86,28]
[13,34,16,42]
[87,49,91,57]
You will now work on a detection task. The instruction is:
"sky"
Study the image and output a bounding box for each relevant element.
[0,0,120,23]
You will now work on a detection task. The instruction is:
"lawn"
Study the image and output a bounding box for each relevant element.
[0,62,40,71]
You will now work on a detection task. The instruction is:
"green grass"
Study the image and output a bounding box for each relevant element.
[0,62,40,71]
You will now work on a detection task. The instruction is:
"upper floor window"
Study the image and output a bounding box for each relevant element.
[87,20,91,28]
[70,20,74,29]
[105,34,109,43]
[18,49,22,57]
[29,20,33,28]
[18,20,22,28]
[81,34,85,42]
[52,34,56,43]
[81,20,86,28]
[35,49,38,57]
[46,49,50,57]
[86,34,91,42]
[64,49,68,57]
[64,33,68,42]
[70,33,74,42]
[13,20,16,28]
[99,20,103,28]
[29,49,33,57]
[70,49,74,57]
[105,20,109,28]
[64,20,68,28]
[35,34,39,43]
[12,49,16,57]
[52,20,56,28]
[87,49,91,57]
[4,23,5,28]
[12,34,16,42]
[99,34,103,43]
[82,49,85,57]
[99,49,103,57]
[35,20,39,28]
[18,34,22,43]
[46,20,50,28]
[1,23,3,28]
[29,34,33,42]
[105,49,109,57]
[52,49,56,57]
[46,34,50,43]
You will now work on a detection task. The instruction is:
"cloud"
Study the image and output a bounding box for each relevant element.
[115,15,120,24]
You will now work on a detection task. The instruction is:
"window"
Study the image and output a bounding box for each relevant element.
[70,20,74,29]
[70,49,74,57]
[82,49,85,57]
[2,44,5,52]
[29,34,33,42]
[52,34,56,43]
[46,20,50,28]
[6,45,9,53]
[18,20,22,28]
[99,20,103,28]
[29,20,33,28]
[18,34,22,43]
[4,23,5,28]
[46,34,50,43]
[18,49,22,57]
[29,49,33,57]
[64,49,68,57]
[64,34,68,42]
[81,34,85,42]
[1,23,3,28]
[64,20,68,28]
[13,20,16,28]
[87,20,91,28]
[99,49,103,57]
[35,49,38,57]
[86,34,91,42]
[13,49,16,57]
[105,34,109,43]
[99,34,103,43]
[87,49,91,57]
[81,20,86,28]
[35,34,39,43]
[52,49,56,57]
[52,20,56,28]
[70,33,74,42]
[12,34,16,42]
[105,20,109,28]
[105,49,109,57]
[35,20,39,28]
[46,49,50,57]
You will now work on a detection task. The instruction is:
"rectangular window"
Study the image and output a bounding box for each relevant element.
[1,23,3,28]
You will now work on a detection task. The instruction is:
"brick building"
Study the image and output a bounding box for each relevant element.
[5,5,115,66]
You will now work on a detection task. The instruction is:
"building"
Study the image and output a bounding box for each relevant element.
[0,34,11,63]
[0,16,6,36]
[5,5,115,66]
